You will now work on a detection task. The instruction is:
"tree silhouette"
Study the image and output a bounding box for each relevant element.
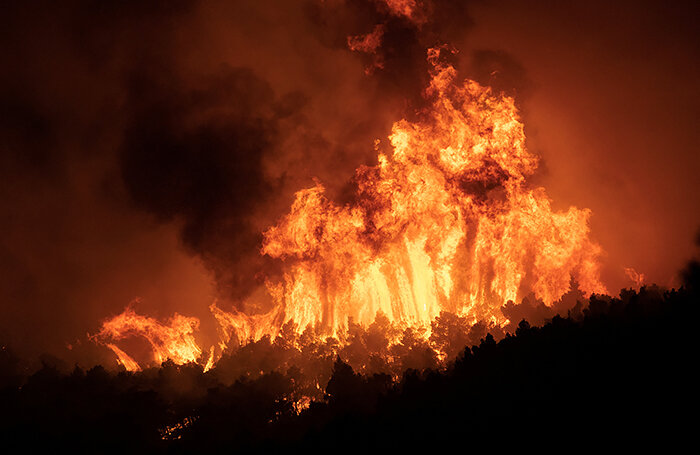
[1,256,697,452]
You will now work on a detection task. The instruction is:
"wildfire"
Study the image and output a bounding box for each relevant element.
[94,48,606,371]
[95,304,202,371]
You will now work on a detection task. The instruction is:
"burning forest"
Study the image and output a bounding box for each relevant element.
[95,48,607,376]
[0,0,698,452]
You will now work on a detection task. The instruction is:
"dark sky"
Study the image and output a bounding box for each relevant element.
[1,0,698,360]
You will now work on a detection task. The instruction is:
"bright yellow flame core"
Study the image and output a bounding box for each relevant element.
[261,60,605,338]
[96,57,606,370]
[98,306,201,370]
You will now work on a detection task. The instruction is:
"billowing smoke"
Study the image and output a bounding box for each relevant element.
[120,66,291,299]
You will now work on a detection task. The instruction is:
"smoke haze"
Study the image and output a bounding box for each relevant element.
[0,0,698,360]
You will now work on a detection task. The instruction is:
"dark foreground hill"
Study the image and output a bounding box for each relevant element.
[2,260,697,453]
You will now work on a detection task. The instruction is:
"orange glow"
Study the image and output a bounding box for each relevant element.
[260,49,605,334]
[381,0,428,25]
[624,267,646,288]
[105,343,141,372]
[347,25,384,54]
[95,49,606,370]
[95,304,202,370]
[347,24,386,74]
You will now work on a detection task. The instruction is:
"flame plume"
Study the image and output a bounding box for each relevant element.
[261,50,605,335]
[95,305,201,371]
[95,50,606,371]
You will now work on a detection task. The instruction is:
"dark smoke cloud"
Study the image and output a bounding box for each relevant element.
[112,0,485,304]
[469,49,533,102]
[0,0,218,360]
[120,67,294,299]
[306,0,475,107]
[0,0,451,357]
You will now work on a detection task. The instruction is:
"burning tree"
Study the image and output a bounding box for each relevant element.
[96,47,605,375]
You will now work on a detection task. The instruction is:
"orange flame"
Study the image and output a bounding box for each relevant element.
[624,267,646,288]
[105,343,141,372]
[261,52,605,335]
[95,50,606,370]
[347,25,384,54]
[381,0,428,25]
[96,304,202,369]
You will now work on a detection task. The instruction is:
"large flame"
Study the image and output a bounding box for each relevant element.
[95,51,606,371]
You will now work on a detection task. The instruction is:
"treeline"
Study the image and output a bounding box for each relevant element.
[1,259,697,453]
